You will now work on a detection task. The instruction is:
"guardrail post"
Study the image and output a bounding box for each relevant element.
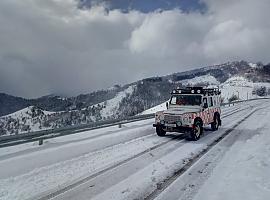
[39,139,43,145]
[118,124,122,128]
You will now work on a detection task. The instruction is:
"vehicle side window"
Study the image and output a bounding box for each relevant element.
[170,96,176,104]
[213,96,216,106]
[203,98,208,108]
[217,96,220,105]
[209,97,213,107]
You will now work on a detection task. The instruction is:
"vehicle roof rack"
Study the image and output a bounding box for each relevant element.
[171,86,221,95]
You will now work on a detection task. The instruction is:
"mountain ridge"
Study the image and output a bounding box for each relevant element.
[1,60,269,117]
[1,60,270,136]
[0,61,270,135]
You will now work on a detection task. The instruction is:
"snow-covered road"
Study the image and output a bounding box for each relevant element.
[0,99,269,200]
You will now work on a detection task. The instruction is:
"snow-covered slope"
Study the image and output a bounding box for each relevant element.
[100,85,136,119]
[0,86,137,136]
[248,62,259,68]
[0,106,55,135]
[220,76,270,102]
[4,106,54,118]
[140,102,167,115]
[180,74,220,86]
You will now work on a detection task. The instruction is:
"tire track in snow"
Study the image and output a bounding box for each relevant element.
[144,106,264,200]
[35,101,255,200]
[155,105,270,200]
[46,102,255,200]
[35,134,185,200]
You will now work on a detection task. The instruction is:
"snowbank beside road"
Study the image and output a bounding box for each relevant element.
[193,107,270,200]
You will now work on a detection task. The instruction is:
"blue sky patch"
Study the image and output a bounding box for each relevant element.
[79,0,206,13]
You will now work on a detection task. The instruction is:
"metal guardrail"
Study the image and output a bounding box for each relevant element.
[0,113,155,148]
[0,97,269,148]
[221,97,270,107]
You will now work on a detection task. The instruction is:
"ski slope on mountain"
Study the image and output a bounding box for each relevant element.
[0,99,269,200]
[99,85,135,118]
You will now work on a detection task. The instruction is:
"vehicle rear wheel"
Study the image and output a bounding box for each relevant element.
[189,121,203,141]
[156,126,166,136]
[211,114,220,131]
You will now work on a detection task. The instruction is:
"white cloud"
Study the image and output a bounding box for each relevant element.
[202,0,270,62]
[0,0,269,98]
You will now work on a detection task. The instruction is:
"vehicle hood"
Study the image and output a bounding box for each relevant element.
[164,106,201,115]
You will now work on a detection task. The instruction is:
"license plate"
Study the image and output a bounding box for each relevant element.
[165,123,176,127]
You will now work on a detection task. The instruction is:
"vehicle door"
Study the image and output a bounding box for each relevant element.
[208,96,215,122]
[202,97,209,124]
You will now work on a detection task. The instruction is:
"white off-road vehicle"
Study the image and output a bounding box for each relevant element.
[153,87,222,140]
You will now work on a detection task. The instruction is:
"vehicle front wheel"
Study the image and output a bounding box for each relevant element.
[156,126,166,136]
[189,121,203,141]
[211,114,220,131]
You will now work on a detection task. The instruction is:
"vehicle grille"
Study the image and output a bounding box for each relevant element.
[164,114,182,123]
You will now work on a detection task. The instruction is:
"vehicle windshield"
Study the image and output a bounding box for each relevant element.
[170,95,202,106]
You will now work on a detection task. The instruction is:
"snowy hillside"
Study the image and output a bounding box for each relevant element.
[99,85,136,118]
[4,106,54,118]
[141,102,167,115]
[180,74,220,86]
[0,106,55,135]
[220,76,270,102]
[0,86,137,136]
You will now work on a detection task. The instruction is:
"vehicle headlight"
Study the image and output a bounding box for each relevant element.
[183,117,188,123]
[155,112,164,122]
[176,121,182,126]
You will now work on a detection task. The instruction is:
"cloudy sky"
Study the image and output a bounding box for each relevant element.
[0,0,269,98]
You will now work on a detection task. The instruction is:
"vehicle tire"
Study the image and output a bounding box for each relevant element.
[189,120,203,141]
[156,126,166,137]
[211,114,220,131]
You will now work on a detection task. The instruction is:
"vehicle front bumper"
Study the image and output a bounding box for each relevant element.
[153,123,193,132]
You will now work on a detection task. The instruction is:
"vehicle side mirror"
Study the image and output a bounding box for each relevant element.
[203,103,208,109]
[166,102,169,109]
